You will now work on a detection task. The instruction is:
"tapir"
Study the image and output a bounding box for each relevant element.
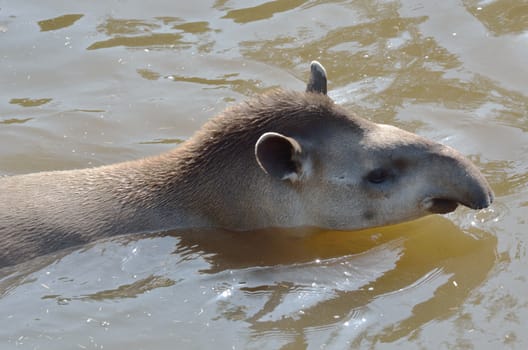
[0,61,493,267]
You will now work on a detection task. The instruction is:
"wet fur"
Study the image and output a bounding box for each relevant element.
[0,91,357,266]
[0,76,492,267]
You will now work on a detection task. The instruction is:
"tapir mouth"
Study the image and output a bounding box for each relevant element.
[425,198,460,214]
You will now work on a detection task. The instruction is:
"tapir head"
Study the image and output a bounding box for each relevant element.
[251,61,493,230]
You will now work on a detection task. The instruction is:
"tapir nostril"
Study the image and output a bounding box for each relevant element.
[476,191,493,209]
[460,183,493,210]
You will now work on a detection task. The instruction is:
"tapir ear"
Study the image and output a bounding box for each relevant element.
[306,60,327,95]
[255,132,304,182]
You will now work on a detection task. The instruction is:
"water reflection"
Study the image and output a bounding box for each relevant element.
[0,0,524,347]
[223,0,308,23]
[37,14,83,32]
[9,97,52,107]
[173,21,212,34]
[75,275,176,301]
[0,118,32,125]
[88,16,215,51]
[88,32,186,50]
[464,0,528,36]
[240,1,527,130]
[165,216,496,346]
[0,215,496,347]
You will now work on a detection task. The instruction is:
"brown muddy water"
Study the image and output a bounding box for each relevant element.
[0,0,527,349]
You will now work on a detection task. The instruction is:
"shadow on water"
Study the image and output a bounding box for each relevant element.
[0,213,497,347]
[163,216,497,346]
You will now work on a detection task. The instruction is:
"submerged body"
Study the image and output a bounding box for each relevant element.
[0,62,493,267]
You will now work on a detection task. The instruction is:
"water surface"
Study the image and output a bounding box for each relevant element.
[0,0,527,349]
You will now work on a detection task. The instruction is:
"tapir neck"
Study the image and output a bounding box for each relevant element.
[114,145,303,232]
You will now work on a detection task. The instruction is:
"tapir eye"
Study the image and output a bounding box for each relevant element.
[366,168,390,184]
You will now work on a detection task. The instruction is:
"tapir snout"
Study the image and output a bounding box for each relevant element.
[421,145,493,214]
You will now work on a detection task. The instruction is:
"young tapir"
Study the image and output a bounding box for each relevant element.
[0,61,493,267]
